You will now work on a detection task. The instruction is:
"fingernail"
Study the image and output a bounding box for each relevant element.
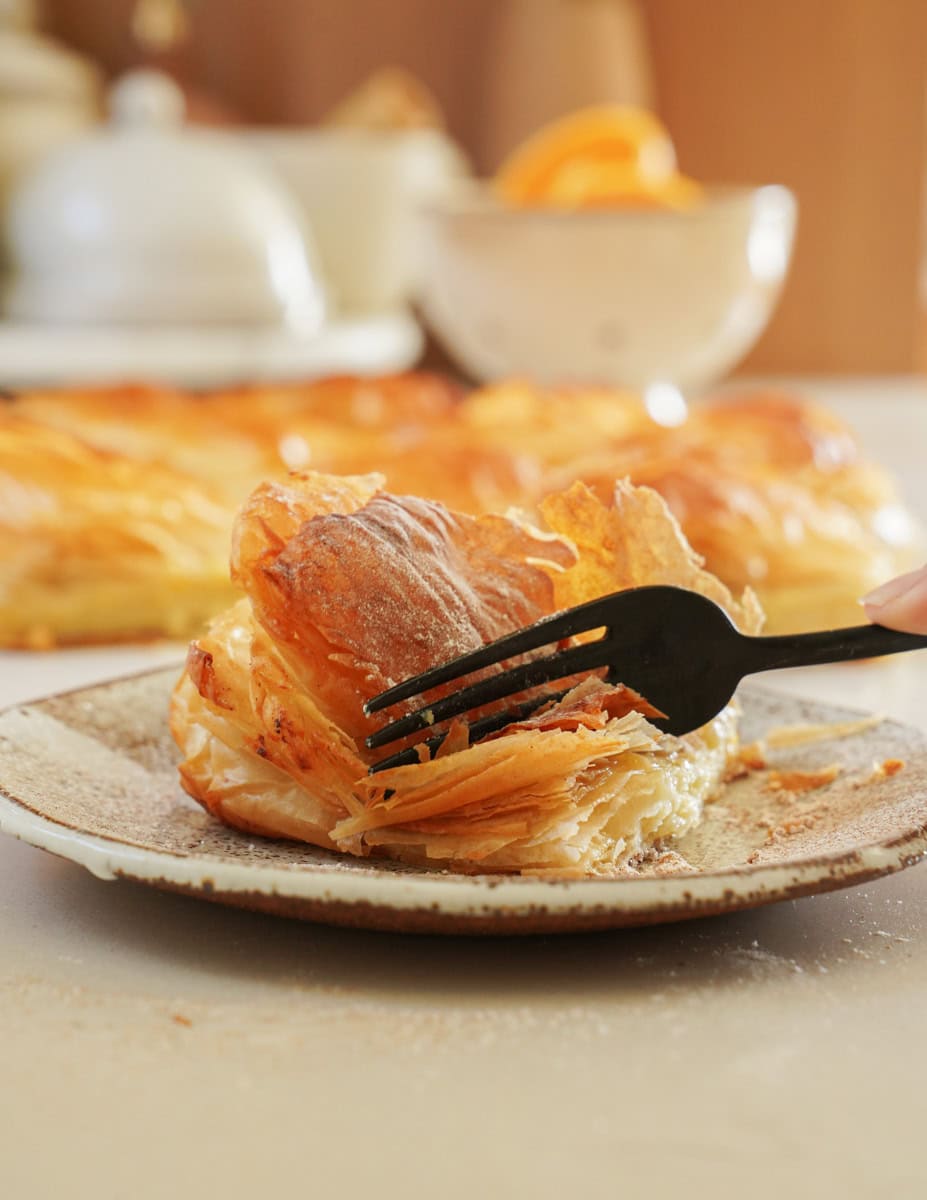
[862,565,927,610]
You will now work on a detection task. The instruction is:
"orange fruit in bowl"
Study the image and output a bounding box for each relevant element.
[494,104,702,210]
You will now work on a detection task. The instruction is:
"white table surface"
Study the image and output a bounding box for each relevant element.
[2,378,927,1199]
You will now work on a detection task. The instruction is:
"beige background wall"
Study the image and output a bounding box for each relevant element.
[648,0,927,374]
[43,0,927,375]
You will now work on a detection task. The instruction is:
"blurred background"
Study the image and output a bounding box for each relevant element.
[7,0,927,376]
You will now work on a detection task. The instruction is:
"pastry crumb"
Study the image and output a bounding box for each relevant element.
[724,739,768,781]
[764,764,841,794]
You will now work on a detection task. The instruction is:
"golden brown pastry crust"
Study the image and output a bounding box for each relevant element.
[0,413,233,647]
[549,391,917,631]
[1,374,919,645]
[170,472,755,875]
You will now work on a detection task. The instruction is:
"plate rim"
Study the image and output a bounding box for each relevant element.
[0,310,423,388]
[2,789,925,935]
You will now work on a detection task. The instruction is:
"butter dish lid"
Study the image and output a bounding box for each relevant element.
[4,69,327,332]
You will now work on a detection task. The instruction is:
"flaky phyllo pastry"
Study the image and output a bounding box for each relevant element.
[0,416,232,646]
[170,472,762,876]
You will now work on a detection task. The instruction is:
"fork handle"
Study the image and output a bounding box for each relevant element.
[742,623,927,676]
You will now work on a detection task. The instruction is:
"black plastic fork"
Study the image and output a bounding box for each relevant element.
[363,584,927,773]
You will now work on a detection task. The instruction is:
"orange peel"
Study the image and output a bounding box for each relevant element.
[494,104,702,210]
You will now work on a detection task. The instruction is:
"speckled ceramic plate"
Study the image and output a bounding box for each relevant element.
[0,667,926,935]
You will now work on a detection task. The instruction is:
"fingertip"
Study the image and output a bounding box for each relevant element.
[861,565,927,634]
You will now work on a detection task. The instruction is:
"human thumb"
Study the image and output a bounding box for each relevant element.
[862,564,927,633]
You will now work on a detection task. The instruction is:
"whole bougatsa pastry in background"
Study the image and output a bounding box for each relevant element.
[0,413,233,646]
[170,471,761,876]
[0,374,919,647]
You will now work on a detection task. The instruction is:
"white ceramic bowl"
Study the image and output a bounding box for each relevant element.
[245,127,467,314]
[417,184,797,390]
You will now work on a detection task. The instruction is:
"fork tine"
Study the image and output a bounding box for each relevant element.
[363,591,621,716]
[368,687,571,773]
[364,639,609,751]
